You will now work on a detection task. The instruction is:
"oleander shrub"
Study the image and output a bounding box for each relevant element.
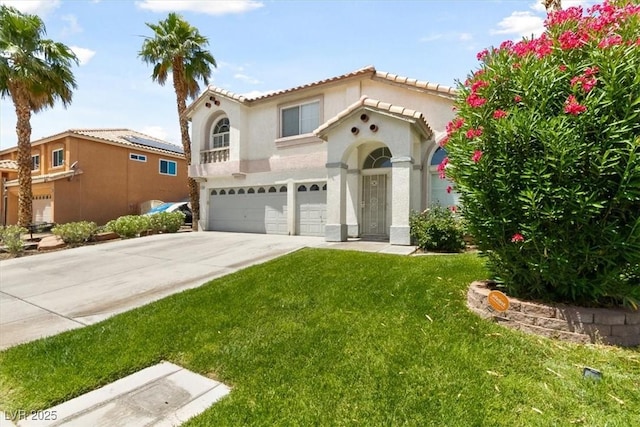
[148,211,185,233]
[0,225,28,255]
[105,215,151,238]
[52,221,97,245]
[410,206,465,252]
[443,0,640,308]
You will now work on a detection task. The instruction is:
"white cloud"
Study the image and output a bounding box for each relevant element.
[491,11,545,37]
[420,32,474,43]
[61,14,82,36]
[0,0,60,15]
[70,46,96,66]
[242,89,276,99]
[136,0,264,15]
[234,73,261,85]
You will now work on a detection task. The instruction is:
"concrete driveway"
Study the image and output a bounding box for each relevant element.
[0,232,324,350]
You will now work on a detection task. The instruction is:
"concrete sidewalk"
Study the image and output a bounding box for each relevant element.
[0,362,230,427]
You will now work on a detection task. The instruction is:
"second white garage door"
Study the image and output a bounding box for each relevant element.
[210,187,288,234]
[296,183,326,237]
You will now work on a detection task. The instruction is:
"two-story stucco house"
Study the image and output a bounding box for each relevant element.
[187,66,459,245]
[0,129,188,225]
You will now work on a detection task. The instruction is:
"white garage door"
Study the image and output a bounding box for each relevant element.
[210,187,288,234]
[296,183,326,237]
[33,194,53,223]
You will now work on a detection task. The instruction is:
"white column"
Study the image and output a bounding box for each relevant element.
[390,156,413,245]
[325,162,348,241]
[346,169,360,237]
[198,182,208,231]
[287,179,296,236]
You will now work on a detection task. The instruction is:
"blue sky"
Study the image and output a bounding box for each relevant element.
[0,0,593,149]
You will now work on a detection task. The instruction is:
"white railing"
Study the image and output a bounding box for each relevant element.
[200,147,229,164]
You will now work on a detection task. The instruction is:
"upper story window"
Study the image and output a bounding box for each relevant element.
[130,153,147,162]
[159,159,177,176]
[211,117,230,149]
[430,147,447,167]
[363,147,392,169]
[52,148,64,168]
[31,154,40,171]
[281,100,320,138]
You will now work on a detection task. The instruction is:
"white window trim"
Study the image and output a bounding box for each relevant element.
[31,154,40,171]
[52,148,64,168]
[129,153,147,162]
[278,96,323,139]
[159,158,177,176]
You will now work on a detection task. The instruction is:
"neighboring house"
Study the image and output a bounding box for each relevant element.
[0,129,188,226]
[187,66,459,245]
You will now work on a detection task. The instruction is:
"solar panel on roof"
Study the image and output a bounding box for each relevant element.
[123,135,183,154]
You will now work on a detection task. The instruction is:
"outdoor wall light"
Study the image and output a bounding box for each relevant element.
[369,124,378,132]
[351,127,359,135]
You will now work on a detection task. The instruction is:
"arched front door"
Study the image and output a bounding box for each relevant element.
[361,147,391,238]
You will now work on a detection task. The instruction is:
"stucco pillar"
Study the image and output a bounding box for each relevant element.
[287,180,296,235]
[346,169,360,237]
[199,183,209,231]
[390,156,413,245]
[325,162,348,241]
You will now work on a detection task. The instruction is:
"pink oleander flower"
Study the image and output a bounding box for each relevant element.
[472,150,483,163]
[559,64,568,72]
[564,95,587,115]
[511,233,525,243]
[559,30,589,50]
[439,135,450,147]
[450,206,457,213]
[545,6,584,28]
[466,92,487,108]
[477,48,489,61]
[437,157,449,179]
[466,127,483,139]
[471,79,490,92]
[493,110,508,119]
[446,185,452,194]
[446,117,465,134]
[514,95,522,103]
[598,34,623,48]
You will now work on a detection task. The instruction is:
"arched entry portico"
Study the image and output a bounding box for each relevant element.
[315,96,434,245]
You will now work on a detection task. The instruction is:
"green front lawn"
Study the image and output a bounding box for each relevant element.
[1,249,638,425]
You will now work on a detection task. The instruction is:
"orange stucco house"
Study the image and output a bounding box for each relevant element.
[0,129,188,226]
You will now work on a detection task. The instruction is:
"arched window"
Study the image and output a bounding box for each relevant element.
[248,188,255,194]
[430,147,447,166]
[363,147,392,169]
[238,188,245,194]
[310,184,319,191]
[322,183,327,191]
[298,185,307,192]
[257,187,266,193]
[219,189,226,195]
[268,186,277,193]
[228,189,235,195]
[211,117,230,149]
[211,190,217,196]
[279,186,287,193]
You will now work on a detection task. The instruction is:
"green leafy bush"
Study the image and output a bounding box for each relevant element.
[443,1,640,308]
[52,221,97,245]
[148,211,185,234]
[105,215,151,238]
[410,206,465,252]
[0,225,28,255]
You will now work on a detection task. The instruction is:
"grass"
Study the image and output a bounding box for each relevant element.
[0,249,638,426]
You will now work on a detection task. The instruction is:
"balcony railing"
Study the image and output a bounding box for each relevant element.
[201,147,229,164]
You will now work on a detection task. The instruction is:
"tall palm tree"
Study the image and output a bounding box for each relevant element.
[0,5,78,227]
[543,0,562,13]
[139,13,217,231]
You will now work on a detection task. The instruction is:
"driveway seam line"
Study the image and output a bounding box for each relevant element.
[0,290,87,326]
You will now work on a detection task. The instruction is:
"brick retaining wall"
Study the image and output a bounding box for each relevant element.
[467,281,640,347]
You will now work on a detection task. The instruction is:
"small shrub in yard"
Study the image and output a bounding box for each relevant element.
[443,1,640,308]
[148,211,185,234]
[410,206,465,252]
[105,215,151,238]
[52,221,97,245]
[0,225,28,255]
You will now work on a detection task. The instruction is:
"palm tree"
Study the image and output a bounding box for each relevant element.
[0,5,78,227]
[139,13,217,231]
[542,0,562,13]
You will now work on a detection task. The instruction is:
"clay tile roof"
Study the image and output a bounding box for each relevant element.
[373,71,457,98]
[66,129,184,155]
[0,159,18,170]
[315,95,433,139]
